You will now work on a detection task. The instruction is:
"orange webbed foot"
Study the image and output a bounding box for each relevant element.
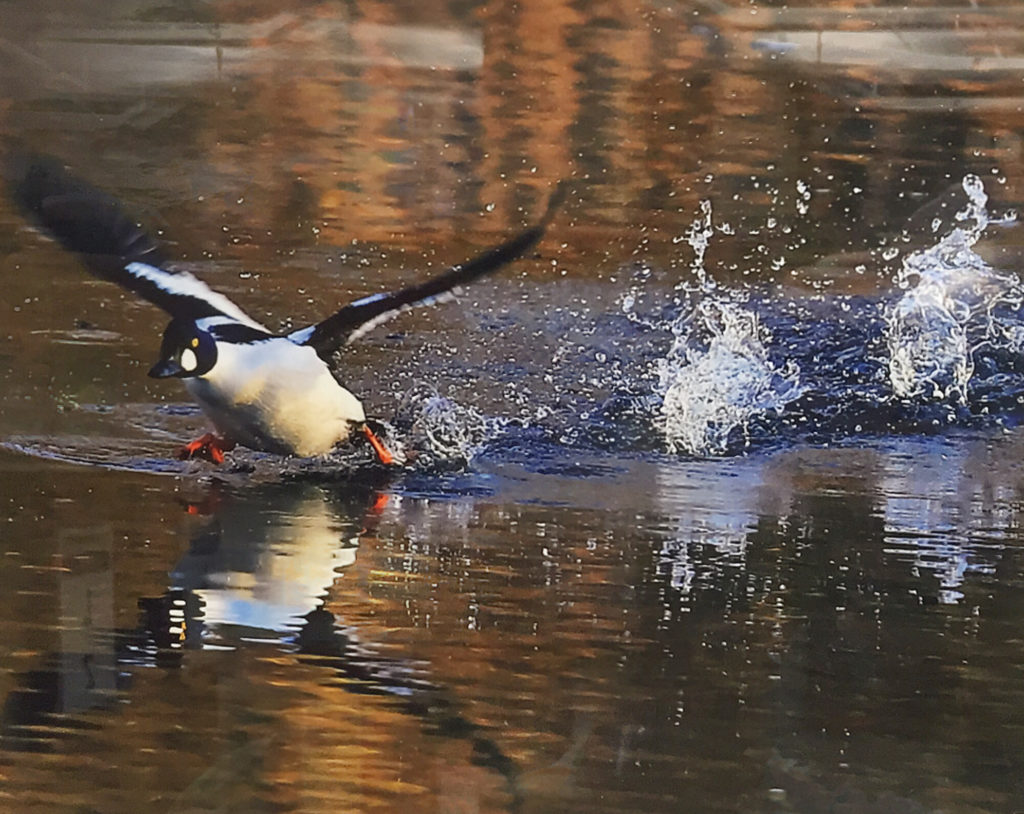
[362,424,395,466]
[176,433,236,464]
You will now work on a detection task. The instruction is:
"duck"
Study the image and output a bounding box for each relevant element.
[9,157,562,465]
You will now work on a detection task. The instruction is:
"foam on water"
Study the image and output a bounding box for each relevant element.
[886,175,1020,403]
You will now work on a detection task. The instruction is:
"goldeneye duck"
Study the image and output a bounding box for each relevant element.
[9,156,563,465]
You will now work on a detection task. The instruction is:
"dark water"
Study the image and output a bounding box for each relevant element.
[3,1,1024,812]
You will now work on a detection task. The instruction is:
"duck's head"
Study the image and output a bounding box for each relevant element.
[149,319,217,379]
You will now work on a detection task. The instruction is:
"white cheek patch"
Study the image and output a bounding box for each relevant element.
[180,347,198,372]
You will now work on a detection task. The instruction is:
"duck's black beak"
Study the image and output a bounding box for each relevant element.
[148,358,184,378]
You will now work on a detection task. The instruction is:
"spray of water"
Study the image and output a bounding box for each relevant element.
[626,200,803,456]
[392,384,500,468]
[886,175,1019,403]
[656,297,803,455]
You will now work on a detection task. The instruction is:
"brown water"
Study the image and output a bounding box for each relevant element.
[3,1,1024,812]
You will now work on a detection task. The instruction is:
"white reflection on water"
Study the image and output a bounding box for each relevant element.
[649,431,1022,607]
[3,13,482,101]
[170,485,366,638]
[653,455,777,597]
[878,435,1014,605]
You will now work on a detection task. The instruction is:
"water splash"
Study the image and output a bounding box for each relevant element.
[656,296,803,455]
[392,385,500,468]
[625,201,803,456]
[886,175,1020,403]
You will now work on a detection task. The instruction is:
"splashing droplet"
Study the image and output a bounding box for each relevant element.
[886,175,1021,403]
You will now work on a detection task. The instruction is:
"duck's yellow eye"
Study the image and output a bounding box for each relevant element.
[191,337,199,348]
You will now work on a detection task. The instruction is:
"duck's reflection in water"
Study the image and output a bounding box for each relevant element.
[2,480,527,807]
[169,482,372,646]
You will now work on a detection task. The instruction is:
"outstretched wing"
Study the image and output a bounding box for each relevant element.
[8,156,266,330]
[290,182,566,355]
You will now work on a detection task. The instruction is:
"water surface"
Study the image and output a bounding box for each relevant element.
[2,1,1024,812]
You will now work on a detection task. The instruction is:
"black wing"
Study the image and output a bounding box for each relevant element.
[8,156,265,329]
[291,182,566,355]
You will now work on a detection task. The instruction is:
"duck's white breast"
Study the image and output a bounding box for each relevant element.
[185,339,365,456]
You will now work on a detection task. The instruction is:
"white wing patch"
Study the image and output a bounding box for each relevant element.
[286,325,316,345]
[348,292,387,308]
[345,289,458,343]
[125,262,267,331]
